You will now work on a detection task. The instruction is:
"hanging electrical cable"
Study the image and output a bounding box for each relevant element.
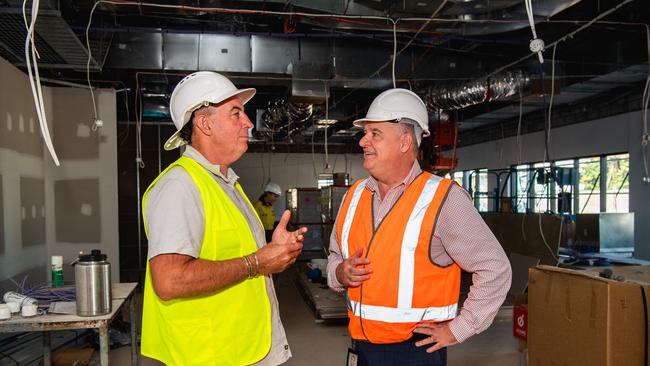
[545,44,558,161]
[487,0,636,79]
[642,25,650,183]
[86,1,103,131]
[323,81,331,172]
[134,73,146,169]
[525,0,545,64]
[22,0,60,166]
[392,21,397,88]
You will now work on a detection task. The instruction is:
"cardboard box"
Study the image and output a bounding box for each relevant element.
[528,265,650,366]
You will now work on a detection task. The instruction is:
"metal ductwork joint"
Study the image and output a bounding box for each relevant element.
[425,70,530,110]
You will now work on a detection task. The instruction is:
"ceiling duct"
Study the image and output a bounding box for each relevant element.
[0,7,102,70]
[426,70,530,110]
[289,61,332,103]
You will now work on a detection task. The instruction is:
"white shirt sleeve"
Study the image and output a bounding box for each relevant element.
[144,167,205,259]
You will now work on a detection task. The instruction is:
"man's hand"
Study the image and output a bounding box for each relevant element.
[271,210,307,246]
[335,248,372,287]
[413,321,458,353]
[256,210,306,275]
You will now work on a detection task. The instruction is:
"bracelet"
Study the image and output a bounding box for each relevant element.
[242,256,252,278]
[251,253,260,277]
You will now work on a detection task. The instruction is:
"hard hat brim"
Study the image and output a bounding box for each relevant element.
[353,117,431,137]
[352,117,398,128]
[164,87,256,151]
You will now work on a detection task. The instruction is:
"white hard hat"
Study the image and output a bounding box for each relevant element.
[164,71,256,151]
[264,182,282,196]
[353,88,430,144]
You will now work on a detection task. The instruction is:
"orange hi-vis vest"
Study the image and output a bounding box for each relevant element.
[336,172,461,344]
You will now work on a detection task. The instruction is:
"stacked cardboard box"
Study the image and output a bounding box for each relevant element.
[528,265,650,366]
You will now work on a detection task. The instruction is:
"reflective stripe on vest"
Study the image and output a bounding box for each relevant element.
[398,175,441,309]
[349,300,457,323]
[340,179,367,259]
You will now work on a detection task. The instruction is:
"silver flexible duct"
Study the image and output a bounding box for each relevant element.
[258,99,314,141]
[426,70,530,110]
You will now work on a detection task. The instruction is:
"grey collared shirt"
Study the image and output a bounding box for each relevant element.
[145,145,291,365]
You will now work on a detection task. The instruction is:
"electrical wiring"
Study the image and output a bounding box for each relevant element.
[546,44,558,159]
[86,1,101,130]
[134,73,146,169]
[538,213,560,263]
[98,0,647,28]
[516,85,524,166]
[323,81,331,172]
[329,1,448,110]
[525,0,544,64]
[642,25,650,183]
[486,0,636,79]
[23,0,60,166]
[580,173,601,213]
[392,21,397,88]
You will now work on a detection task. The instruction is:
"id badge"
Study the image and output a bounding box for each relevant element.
[346,348,359,366]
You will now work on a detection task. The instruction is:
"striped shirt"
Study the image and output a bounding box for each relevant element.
[327,161,512,343]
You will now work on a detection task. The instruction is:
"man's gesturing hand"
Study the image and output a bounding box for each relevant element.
[413,321,458,354]
[256,210,306,275]
[335,248,372,287]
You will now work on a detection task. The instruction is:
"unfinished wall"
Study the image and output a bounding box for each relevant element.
[0,57,120,291]
[234,152,366,221]
[44,87,119,284]
[0,58,47,292]
[455,110,650,260]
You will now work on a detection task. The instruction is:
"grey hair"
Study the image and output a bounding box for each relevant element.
[181,105,216,145]
[398,123,420,155]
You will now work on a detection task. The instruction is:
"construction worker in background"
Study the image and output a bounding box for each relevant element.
[327,88,511,366]
[254,182,283,242]
[141,71,307,366]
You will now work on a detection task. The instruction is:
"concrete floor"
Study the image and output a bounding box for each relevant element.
[99,270,524,365]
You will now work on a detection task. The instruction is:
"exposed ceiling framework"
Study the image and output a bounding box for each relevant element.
[1,0,648,156]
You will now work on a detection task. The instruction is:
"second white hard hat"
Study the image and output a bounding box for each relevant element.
[353,88,430,143]
[264,182,282,196]
[164,71,256,151]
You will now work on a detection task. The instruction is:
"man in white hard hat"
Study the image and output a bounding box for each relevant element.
[140,71,307,366]
[254,182,283,242]
[326,88,511,366]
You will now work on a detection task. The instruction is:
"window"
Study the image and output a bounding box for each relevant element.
[513,164,531,213]
[605,153,629,213]
[451,171,464,187]
[466,153,626,215]
[476,169,489,212]
[578,157,601,213]
[317,173,333,188]
[532,162,551,213]
[554,159,574,214]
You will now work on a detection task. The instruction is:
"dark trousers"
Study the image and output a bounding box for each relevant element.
[353,333,447,366]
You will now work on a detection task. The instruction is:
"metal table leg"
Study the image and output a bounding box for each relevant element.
[130,296,139,366]
[99,326,109,365]
[43,331,51,366]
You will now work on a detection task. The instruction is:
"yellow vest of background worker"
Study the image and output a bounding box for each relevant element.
[253,200,275,230]
[140,156,272,366]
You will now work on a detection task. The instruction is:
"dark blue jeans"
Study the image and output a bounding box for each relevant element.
[353,333,447,366]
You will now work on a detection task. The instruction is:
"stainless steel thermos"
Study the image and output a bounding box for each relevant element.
[74,249,111,316]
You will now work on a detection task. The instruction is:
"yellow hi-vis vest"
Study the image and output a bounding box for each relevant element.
[253,200,275,231]
[141,156,271,366]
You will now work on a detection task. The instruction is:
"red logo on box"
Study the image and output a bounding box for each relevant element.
[513,304,527,340]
